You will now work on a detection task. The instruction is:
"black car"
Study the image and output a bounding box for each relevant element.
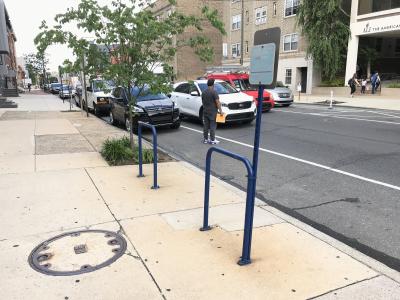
[109,86,180,132]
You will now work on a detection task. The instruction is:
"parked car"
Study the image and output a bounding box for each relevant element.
[172,80,256,124]
[206,72,275,112]
[50,83,62,94]
[59,85,75,99]
[266,81,294,107]
[81,79,114,115]
[109,86,180,132]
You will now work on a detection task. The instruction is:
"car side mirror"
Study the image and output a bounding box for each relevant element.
[190,91,199,97]
[167,94,172,98]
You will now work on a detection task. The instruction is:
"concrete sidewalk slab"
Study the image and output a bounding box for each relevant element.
[314,275,400,300]
[0,120,35,156]
[36,153,108,172]
[162,202,284,231]
[35,134,95,155]
[122,215,377,300]
[86,163,244,220]
[35,119,79,135]
[0,155,34,174]
[0,222,162,300]
[0,169,114,239]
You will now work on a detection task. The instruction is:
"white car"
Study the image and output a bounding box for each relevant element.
[172,80,256,124]
[81,79,114,115]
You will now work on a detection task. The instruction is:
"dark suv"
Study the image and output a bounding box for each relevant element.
[109,86,180,132]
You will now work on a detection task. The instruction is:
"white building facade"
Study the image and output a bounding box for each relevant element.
[345,0,400,83]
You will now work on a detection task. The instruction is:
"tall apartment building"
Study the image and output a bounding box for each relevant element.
[150,0,223,81]
[345,0,400,83]
[222,0,320,94]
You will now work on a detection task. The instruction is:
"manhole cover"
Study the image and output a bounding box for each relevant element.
[28,230,127,276]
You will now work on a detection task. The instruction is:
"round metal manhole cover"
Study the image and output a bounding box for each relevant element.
[28,230,127,276]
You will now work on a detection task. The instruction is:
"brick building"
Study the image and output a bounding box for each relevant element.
[150,0,223,81]
[222,0,322,94]
[0,0,17,95]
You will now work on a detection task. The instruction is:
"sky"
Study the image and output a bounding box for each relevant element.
[5,0,83,72]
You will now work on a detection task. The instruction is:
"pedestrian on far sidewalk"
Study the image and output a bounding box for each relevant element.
[348,73,359,98]
[202,79,222,145]
[27,83,31,92]
[361,78,367,94]
[371,71,381,94]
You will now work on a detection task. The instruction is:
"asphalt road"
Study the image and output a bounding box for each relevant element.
[131,104,400,271]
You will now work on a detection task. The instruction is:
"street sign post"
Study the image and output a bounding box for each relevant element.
[200,28,280,266]
[242,27,281,264]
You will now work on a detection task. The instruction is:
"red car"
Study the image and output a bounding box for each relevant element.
[206,72,275,112]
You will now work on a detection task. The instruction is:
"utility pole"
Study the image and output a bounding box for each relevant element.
[240,0,245,66]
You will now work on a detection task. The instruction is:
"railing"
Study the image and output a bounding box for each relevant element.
[137,121,159,190]
[200,147,256,266]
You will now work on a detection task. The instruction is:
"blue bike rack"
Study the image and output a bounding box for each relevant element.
[137,121,159,189]
[200,147,256,266]
[200,84,266,266]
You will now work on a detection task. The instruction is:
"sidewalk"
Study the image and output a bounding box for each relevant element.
[295,94,400,111]
[1,94,399,299]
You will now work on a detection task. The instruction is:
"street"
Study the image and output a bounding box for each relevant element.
[127,104,400,271]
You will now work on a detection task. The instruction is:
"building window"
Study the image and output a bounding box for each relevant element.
[285,0,299,17]
[232,14,241,31]
[255,6,267,25]
[283,33,298,51]
[273,2,277,16]
[245,41,249,53]
[285,69,292,85]
[232,43,241,57]
[245,10,249,23]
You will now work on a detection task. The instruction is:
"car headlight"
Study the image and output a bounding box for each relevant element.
[132,106,144,113]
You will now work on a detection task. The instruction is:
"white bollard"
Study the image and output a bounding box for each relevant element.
[329,90,334,109]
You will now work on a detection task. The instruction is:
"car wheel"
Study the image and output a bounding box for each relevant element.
[199,108,204,125]
[109,110,117,125]
[94,103,99,116]
[170,120,181,129]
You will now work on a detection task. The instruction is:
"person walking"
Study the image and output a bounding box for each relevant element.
[371,71,381,94]
[27,83,31,92]
[348,73,359,97]
[202,79,223,145]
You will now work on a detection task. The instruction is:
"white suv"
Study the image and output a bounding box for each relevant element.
[172,80,256,124]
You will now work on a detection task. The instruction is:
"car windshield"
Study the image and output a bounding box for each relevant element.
[198,81,238,94]
[130,87,168,102]
[93,80,115,92]
[62,86,71,91]
[276,81,286,88]
[236,79,258,91]
[51,83,61,88]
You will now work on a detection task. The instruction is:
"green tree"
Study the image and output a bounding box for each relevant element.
[297,0,351,80]
[23,52,49,86]
[35,0,224,144]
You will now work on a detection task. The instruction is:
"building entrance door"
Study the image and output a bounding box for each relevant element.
[300,67,307,93]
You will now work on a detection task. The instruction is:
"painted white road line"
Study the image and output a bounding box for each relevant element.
[367,110,400,119]
[275,110,400,125]
[181,125,400,192]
